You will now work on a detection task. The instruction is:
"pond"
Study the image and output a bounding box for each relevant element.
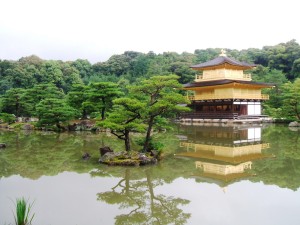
[1,124,300,225]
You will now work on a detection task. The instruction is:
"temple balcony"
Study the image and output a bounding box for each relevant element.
[180,142,270,154]
[195,161,252,175]
[187,93,269,101]
[195,73,252,82]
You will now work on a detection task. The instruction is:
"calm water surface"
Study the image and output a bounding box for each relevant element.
[0,124,300,225]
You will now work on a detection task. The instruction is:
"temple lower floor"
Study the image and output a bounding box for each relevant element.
[190,100,261,115]
[185,100,263,118]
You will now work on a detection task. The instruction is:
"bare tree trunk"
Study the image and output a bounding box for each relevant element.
[143,116,154,152]
[101,107,105,120]
[125,129,131,151]
[82,109,88,119]
[101,98,106,120]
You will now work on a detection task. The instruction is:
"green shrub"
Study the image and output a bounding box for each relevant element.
[274,118,296,123]
[13,198,35,225]
[0,113,16,124]
[136,137,164,152]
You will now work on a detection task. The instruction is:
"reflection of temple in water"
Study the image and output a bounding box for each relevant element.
[176,125,272,186]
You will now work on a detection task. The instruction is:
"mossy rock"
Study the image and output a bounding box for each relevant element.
[99,150,158,166]
[105,159,140,166]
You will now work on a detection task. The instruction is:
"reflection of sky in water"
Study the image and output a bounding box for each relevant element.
[1,172,300,225]
[158,178,300,225]
[0,172,121,225]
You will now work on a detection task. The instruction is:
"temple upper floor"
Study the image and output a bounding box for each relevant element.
[195,68,252,82]
[190,50,255,82]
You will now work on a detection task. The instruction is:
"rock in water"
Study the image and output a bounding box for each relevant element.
[138,153,157,165]
[99,152,116,163]
[99,150,158,166]
[289,121,300,127]
[82,152,91,160]
[99,146,114,156]
[0,143,6,148]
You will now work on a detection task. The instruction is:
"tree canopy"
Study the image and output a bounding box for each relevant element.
[1,39,300,127]
[131,75,190,152]
[98,97,146,151]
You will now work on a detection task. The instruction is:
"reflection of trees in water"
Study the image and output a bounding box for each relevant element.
[2,125,300,191]
[97,168,191,225]
[250,125,300,190]
[0,131,124,179]
[177,124,300,190]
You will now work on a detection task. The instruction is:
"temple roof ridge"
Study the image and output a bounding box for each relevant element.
[183,79,275,88]
[190,55,256,70]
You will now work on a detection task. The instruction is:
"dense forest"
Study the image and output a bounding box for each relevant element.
[1,39,300,124]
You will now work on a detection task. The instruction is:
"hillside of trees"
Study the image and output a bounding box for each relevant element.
[1,39,300,122]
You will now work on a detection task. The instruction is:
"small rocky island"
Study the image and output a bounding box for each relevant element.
[99,146,158,166]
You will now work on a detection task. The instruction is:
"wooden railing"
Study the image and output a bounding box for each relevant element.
[195,74,251,81]
[243,74,251,79]
[180,112,239,119]
[187,93,269,101]
[196,75,203,80]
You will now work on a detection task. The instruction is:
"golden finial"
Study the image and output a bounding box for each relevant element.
[220,49,227,57]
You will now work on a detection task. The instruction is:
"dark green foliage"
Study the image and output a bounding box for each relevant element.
[256,40,300,80]
[0,78,13,95]
[1,56,84,93]
[0,84,66,117]
[71,59,93,80]
[0,113,16,124]
[84,82,123,120]
[0,39,299,88]
[0,60,15,94]
[136,137,164,153]
[36,98,77,128]
[21,84,65,116]
[131,75,190,152]
[169,61,196,84]
[0,88,27,117]
[281,79,300,119]
[194,48,220,63]
[99,75,189,152]
[98,97,146,151]
[291,58,300,79]
[252,66,288,117]
[67,84,89,119]
[1,39,300,121]
[60,62,83,92]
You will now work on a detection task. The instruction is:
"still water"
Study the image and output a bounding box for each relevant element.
[0,124,300,225]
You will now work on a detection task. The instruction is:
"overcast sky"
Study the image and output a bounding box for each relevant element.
[1,0,299,63]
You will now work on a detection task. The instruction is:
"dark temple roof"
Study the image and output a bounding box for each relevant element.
[183,79,275,88]
[190,56,256,70]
